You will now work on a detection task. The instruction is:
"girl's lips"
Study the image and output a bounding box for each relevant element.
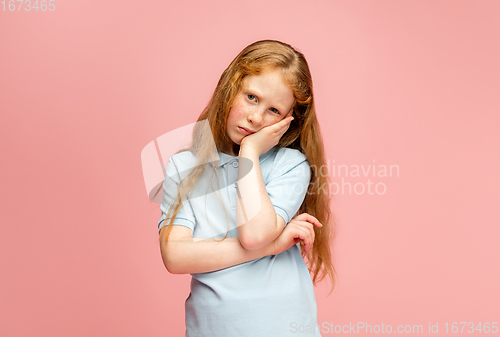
[238,127,255,135]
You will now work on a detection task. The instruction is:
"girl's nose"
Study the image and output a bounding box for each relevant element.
[247,108,264,125]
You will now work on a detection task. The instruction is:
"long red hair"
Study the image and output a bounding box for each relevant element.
[154,40,337,294]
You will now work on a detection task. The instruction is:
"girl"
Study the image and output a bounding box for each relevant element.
[155,39,336,336]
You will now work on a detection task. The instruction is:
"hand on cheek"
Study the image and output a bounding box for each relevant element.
[240,115,294,156]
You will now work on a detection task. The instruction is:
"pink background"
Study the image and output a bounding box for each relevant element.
[1,1,499,336]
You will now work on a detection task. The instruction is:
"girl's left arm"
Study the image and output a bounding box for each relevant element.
[236,146,283,250]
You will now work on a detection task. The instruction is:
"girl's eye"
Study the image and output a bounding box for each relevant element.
[246,94,280,114]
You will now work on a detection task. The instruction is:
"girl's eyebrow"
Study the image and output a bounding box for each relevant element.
[245,87,286,113]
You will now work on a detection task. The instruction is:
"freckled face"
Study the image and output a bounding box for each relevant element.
[226,69,295,152]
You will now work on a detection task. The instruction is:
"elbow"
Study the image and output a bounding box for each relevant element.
[239,233,266,251]
[160,245,186,274]
[163,259,181,274]
[161,255,179,274]
[238,216,280,250]
[239,237,258,251]
[163,257,189,275]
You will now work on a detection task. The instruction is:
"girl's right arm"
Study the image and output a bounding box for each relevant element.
[160,213,321,274]
[160,225,272,274]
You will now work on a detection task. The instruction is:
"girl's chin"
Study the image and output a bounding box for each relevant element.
[229,135,242,145]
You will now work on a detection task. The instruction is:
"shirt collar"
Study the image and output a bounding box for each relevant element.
[211,146,276,168]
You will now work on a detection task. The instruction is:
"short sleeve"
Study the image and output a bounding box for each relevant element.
[265,148,311,227]
[158,156,196,234]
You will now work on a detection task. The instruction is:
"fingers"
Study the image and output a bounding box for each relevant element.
[291,226,312,253]
[299,220,316,251]
[275,116,293,136]
[289,220,316,254]
[284,116,294,124]
[294,213,323,228]
[258,115,293,138]
[273,116,294,130]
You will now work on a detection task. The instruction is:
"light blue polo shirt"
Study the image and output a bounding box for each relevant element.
[158,146,322,336]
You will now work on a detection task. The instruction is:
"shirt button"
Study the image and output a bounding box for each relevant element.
[232,161,238,168]
[233,182,238,188]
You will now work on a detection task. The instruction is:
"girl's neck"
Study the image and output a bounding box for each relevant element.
[222,143,240,157]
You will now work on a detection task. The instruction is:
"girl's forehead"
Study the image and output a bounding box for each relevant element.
[242,71,288,91]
